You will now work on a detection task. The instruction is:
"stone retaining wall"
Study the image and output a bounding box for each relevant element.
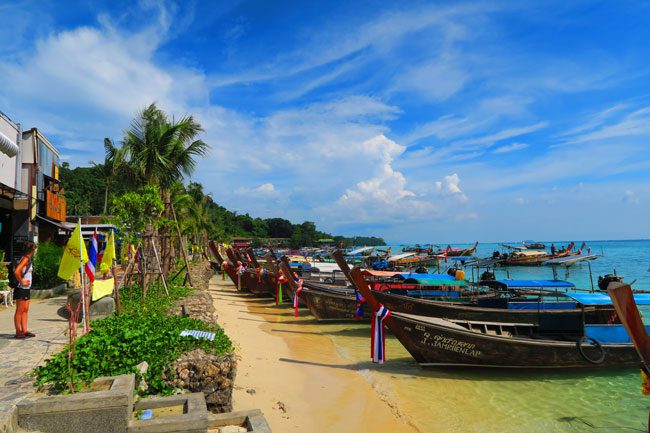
[165,261,235,413]
[165,350,237,413]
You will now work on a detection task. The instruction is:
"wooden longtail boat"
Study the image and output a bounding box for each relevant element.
[208,241,241,286]
[225,247,268,294]
[300,282,366,320]
[522,241,546,249]
[244,247,276,296]
[441,242,479,257]
[348,263,648,369]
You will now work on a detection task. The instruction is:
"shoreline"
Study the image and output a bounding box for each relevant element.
[209,276,420,433]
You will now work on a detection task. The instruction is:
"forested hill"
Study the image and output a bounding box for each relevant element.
[59,163,386,248]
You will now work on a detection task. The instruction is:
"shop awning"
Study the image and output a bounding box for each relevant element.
[36,214,73,231]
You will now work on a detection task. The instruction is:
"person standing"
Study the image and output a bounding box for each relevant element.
[13,241,36,339]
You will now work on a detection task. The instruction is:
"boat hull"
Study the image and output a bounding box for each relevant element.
[390,313,640,369]
[300,284,367,320]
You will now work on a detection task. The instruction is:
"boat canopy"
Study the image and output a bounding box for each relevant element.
[565,292,650,306]
[388,252,417,261]
[402,277,468,287]
[309,263,341,272]
[395,273,455,280]
[361,270,404,277]
[543,254,598,266]
[347,246,375,255]
[512,251,548,257]
[492,280,576,289]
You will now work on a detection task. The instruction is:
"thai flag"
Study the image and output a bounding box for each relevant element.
[85,229,98,282]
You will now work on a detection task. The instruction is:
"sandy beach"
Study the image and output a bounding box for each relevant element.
[208,276,419,433]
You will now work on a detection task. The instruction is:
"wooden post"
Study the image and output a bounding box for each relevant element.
[151,236,169,296]
[171,203,194,288]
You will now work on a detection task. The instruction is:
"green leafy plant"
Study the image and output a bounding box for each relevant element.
[33,281,231,395]
[0,250,8,289]
[32,242,65,290]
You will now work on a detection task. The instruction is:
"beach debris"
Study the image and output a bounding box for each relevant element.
[246,388,256,394]
[180,329,216,341]
[276,400,287,413]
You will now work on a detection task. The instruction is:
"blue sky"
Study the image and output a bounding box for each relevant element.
[1,0,650,243]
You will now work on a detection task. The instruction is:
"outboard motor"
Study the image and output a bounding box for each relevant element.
[447,267,458,277]
[598,274,624,291]
[415,267,428,274]
[480,271,495,282]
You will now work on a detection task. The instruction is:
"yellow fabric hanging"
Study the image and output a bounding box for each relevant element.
[92,277,115,301]
[99,231,116,273]
[57,223,88,280]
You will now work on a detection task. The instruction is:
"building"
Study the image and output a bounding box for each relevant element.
[0,110,68,261]
[0,111,29,261]
[22,128,69,244]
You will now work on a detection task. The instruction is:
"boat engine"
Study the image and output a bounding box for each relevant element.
[480,271,495,282]
[415,267,428,274]
[597,274,624,291]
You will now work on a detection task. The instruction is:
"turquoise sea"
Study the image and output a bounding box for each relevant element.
[329,239,650,432]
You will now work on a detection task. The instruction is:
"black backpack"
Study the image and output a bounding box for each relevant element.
[7,257,29,289]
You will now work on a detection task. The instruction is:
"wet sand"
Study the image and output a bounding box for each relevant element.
[209,277,419,433]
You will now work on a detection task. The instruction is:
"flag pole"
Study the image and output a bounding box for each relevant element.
[78,218,88,333]
[111,230,121,313]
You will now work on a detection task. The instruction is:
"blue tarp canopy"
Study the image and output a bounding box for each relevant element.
[565,292,650,306]
[493,280,576,289]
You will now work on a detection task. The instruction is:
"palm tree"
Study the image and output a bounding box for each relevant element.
[91,138,123,214]
[121,104,209,190]
[119,103,210,275]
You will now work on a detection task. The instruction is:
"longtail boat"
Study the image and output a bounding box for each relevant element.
[440,242,479,257]
[522,241,546,249]
[349,264,649,369]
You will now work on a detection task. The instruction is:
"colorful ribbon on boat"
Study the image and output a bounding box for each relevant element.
[256,266,267,282]
[276,272,288,306]
[236,261,245,275]
[293,278,304,317]
[354,290,365,320]
[221,261,229,280]
[370,304,391,364]
[642,369,650,396]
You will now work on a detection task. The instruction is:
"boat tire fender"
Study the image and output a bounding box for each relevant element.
[577,337,605,364]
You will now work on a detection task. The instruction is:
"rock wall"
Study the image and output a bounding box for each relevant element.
[169,289,218,324]
[165,261,236,413]
[165,350,237,413]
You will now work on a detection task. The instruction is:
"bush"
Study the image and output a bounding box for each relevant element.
[33,242,64,289]
[33,281,232,395]
[33,312,232,394]
[0,250,8,290]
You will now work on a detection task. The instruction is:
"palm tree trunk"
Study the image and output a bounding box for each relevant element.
[103,182,109,214]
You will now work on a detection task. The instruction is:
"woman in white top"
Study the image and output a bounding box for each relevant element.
[13,241,36,339]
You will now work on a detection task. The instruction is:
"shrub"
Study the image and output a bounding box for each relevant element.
[33,312,232,394]
[32,242,64,289]
[33,280,232,395]
[0,250,8,289]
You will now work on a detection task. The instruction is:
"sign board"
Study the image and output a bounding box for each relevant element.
[46,190,66,221]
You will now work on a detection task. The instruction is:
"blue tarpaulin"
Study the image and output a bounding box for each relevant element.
[493,280,576,289]
[565,292,650,306]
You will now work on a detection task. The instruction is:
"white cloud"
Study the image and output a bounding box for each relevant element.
[444,173,468,203]
[493,142,529,154]
[255,183,275,193]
